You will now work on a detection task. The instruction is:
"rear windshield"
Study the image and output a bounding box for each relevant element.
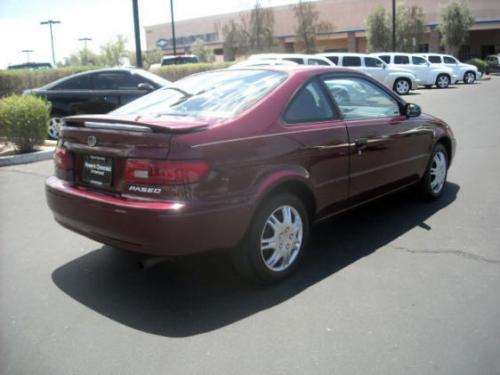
[112,69,287,120]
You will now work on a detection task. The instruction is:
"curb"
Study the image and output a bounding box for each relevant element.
[0,149,54,167]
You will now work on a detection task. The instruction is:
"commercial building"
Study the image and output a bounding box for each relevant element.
[145,0,500,61]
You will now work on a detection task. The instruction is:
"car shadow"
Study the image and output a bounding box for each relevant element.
[52,182,459,337]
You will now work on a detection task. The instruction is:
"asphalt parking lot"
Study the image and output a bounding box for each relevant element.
[1,77,500,375]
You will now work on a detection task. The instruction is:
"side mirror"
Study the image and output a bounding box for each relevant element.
[137,82,155,92]
[405,103,421,117]
[382,63,387,69]
[426,62,430,67]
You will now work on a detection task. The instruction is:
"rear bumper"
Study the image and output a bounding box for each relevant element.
[45,176,253,256]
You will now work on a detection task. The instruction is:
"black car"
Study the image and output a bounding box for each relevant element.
[8,62,54,70]
[25,68,171,139]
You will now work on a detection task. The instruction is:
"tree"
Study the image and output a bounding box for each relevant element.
[191,38,215,62]
[293,0,332,53]
[439,1,474,56]
[366,6,392,52]
[396,4,426,52]
[100,35,128,66]
[245,0,275,53]
[223,20,246,61]
[129,49,164,69]
[62,48,102,67]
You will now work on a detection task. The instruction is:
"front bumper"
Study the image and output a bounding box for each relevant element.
[45,176,252,256]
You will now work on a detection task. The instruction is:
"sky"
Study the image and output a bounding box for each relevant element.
[0,0,300,68]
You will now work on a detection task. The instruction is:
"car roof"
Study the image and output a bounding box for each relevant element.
[249,53,330,60]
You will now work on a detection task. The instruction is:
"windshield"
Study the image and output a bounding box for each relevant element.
[112,69,287,120]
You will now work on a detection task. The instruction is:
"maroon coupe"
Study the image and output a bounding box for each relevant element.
[46,66,455,283]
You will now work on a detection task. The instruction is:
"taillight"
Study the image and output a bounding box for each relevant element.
[125,159,209,185]
[54,147,72,170]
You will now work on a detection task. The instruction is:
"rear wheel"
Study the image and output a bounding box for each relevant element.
[394,78,411,95]
[436,74,450,89]
[48,114,65,140]
[418,144,449,200]
[463,71,476,84]
[232,193,309,283]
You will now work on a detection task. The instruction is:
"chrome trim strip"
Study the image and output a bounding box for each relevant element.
[350,153,429,179]
[84,122,153,133]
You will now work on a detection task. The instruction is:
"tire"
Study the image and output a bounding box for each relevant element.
[418,144,449,200]
[232,193,310,284]
[463,71,476,84]
[435,74,450,89]
[47,113,65,140]
[394,78,411,95]
[424,85,432,89]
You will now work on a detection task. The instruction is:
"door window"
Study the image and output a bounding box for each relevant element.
[284,80,335,124]
[342,56,362,67]
[412,56,428,65]
[379,55,391,64]
[93,72,141,90]
[364,57,384,68]
[322,77,401,120]
[308,58,330,66]
[52,73,92,90]
[394,55,410,64]
[283,57,304,64]
[428,56,442,64]
[325,56,339,65]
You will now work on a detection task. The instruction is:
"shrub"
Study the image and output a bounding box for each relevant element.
[466,58,489,74]
[150,62,233,81]
[0,95,51,153]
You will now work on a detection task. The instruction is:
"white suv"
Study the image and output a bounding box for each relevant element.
[248,53,334,66]
[373,53,457,89]
[318,53,417,95]
[416,53,480,84]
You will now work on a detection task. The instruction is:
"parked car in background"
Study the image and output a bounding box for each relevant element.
[318,53,417,95]
[24,68,171,139]
[485,54,500,73]
[46,66,455,283]
[161,55,199,66]
[229,59,298,68]
[373,53,457,89]
[248,53,335,66]
[416,53,480,84]
[8,62,54,70]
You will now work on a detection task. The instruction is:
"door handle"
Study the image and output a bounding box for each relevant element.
[354,138,368,150]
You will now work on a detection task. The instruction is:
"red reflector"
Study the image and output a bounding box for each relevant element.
[54,148,72,170]
[125,159,209,185]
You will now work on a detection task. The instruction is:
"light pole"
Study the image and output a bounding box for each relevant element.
[78,37,92,49]
[21,49,34,63]
[170,0,176,55]
[40,20,61,65]
[392,0,396,51]
[132,0,143,68]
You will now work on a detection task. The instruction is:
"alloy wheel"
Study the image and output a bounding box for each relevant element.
[437,75,450,88]
[430,151,447,194]
[48,116,64,139]
[464,72,476,84]
[395,79,410,95]
[260,205,303,272]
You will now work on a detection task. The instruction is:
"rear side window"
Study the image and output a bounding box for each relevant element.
[412,56,428,65]
[52,74,92,90]
[443,56,457,64]
[379,55,391,64]
[394,55,410,64]
[326,56,339,65]
[428,56,442,64]
[342,56,361,67]
[284,58,304,64]
[364,57,383,67]
[284,80,335,124]
[93,72,140,90]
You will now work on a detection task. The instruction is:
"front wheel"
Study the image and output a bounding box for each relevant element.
[418,144,449,200]
[436,74,450,89]
[463,71,476,84]
[232,194,309,283]
[394,78,411,95]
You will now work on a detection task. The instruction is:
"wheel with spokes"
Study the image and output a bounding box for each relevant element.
[48,114,65,140]
[463,71,476,84]
[436,74,450,89]
[394,78,411,95]
[232,193,309,283]
[418,144,448,200]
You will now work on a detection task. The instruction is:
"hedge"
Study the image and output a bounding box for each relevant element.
[0,63,234,98]
[0,95,51,152]
[465,58,489,74]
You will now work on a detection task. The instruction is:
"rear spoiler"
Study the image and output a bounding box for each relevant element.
[63,115,209,134]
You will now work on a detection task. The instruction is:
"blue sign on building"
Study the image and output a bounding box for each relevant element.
[156,38,169,49]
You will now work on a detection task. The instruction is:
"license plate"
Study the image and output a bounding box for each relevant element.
[82,155,113,188]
